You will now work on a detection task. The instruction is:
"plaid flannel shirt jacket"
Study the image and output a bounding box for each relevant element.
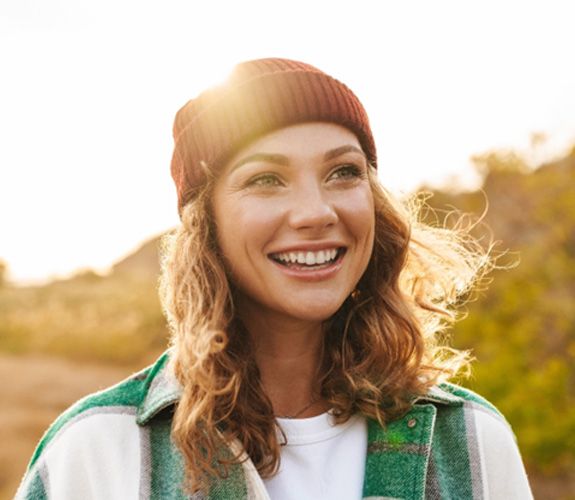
[16,352,529,499]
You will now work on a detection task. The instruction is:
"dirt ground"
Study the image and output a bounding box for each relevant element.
[0,354,135,500]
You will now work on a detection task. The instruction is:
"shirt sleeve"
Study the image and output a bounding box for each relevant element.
[15,465,49,500]
[473,409,534,499]
[16,412,142,500]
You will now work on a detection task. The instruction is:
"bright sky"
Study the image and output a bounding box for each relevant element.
[1,0,574,284]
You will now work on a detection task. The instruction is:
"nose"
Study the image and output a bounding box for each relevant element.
[287,183,338,231]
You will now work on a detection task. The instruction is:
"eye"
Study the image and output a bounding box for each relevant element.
[328,164,364,181]
[246,173,283,188]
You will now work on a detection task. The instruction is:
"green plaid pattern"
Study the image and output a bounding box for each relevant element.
[17,353,505,499]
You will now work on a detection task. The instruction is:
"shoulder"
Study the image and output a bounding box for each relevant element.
[421,381,506,421]
[16,352,180,499]
[421,382,533,498]
[437,382,504,417]
[27,354,162,469]
[418,382,518,458]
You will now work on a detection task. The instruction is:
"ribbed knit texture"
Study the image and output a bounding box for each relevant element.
[170,58,376,214]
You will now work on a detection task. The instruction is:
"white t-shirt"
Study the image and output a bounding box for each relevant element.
[263,413,367,500]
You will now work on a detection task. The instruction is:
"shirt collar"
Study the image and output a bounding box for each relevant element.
[136,351,182,425]
[416,383,463,406]
[135,352,463,425]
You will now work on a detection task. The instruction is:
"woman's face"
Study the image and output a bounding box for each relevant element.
[212,122,375,324]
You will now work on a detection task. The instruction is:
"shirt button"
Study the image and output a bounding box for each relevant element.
[407,418,417,428]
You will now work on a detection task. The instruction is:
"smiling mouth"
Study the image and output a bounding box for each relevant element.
[269,248,346,269]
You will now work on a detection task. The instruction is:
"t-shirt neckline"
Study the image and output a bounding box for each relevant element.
[276,412,360,446]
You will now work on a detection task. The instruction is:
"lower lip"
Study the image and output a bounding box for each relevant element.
[269,254,344,282]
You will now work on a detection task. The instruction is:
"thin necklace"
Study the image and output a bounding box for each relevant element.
[275,397,320,419]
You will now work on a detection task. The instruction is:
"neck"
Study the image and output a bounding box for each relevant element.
[239,309,327,418]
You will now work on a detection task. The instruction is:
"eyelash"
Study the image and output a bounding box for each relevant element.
[244,163,365,189]
[329,164,364,181]
[247,173,283,188]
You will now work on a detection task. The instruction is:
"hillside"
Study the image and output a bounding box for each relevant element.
[425,146,575,490]
[0,235,167,365]
[111,234,163,279]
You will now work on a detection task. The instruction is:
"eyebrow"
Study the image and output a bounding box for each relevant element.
[231,153,290,172]
[323,145,366,161]
[230,144,366,172]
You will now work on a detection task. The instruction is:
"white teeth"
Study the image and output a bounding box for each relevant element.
[273,248,340,266]
[305,252,315,265]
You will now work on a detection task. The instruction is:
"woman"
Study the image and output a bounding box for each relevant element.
[17,58,533,499]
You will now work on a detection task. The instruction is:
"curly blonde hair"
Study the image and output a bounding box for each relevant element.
[159,166,492,493]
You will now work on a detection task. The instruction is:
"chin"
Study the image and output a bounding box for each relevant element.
[282,299,347,323]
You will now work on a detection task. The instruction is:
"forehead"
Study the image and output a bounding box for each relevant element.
[224,122,363,167]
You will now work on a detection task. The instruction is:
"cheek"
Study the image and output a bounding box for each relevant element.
[347,193,376,276]
[213,197,245,266]
[215,198,283,260]
[342,188,375,242]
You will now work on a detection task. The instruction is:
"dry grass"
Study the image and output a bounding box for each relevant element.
[0,273,168,364]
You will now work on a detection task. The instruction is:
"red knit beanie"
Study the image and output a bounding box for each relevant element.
[171,58,377,214]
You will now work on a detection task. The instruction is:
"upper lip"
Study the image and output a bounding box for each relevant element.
[267,241,347,255]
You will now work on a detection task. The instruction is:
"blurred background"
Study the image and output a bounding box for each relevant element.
[1,1,574,498]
